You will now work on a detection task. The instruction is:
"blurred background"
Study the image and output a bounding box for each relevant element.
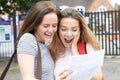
[0,0,120,80]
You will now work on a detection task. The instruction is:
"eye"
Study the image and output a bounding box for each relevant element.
[60,27,67,31]
[52,24,57,28]
[61,28,66,31]
[43,24,49,28]
[72,28,77,31]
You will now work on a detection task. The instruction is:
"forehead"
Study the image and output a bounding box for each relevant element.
[42,12,58,23]
[60,17,79,28]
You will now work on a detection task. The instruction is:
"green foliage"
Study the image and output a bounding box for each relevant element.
[16,0,50,13]
[0,0,50,16]
[0,0,13,14]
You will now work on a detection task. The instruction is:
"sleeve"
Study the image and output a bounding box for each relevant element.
[17,33,38,56]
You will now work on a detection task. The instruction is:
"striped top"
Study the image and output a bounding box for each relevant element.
[17,33,54,80]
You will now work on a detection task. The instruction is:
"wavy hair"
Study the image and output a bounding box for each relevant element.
[49,8,100,62]
[16,1,57,44]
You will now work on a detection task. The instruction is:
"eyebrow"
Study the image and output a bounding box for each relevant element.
[72,26,78,28]
[60,25,78,28]
[60,25,66,27]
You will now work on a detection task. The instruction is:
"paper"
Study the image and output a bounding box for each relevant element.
[67,49,105,80]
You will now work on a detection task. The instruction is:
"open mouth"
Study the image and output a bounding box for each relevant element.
[64,38,73,43]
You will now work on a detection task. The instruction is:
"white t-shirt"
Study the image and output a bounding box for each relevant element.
[54,43,95,77]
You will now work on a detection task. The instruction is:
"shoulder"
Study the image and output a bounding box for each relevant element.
[20,33,36,41]
[86,43,92,48]
[18,33,37,47]
[86,43,95,54]
[17,33,38,56]
[18,33,37,44]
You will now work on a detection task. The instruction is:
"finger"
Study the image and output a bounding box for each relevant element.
[58,69,68,76]
[59,70,73,79]
[63,70,73,76]
[72,33,80,47]
[75,33,80,44]
[72,34,80,55]
[66,78,71,80]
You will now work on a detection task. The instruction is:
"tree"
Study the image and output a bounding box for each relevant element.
[0,0,13,14]
[0,0,50,16]
[16,0,50,13]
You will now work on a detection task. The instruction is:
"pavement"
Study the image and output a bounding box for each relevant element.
[0,56,120,80]
[103,56,120,80]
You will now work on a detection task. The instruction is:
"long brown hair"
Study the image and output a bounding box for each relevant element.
[49,8,100,62]
[16,1,57,44]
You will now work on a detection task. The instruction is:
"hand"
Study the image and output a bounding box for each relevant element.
[56,69,73,80]
[91,68,103,80]
[72,33,80,55]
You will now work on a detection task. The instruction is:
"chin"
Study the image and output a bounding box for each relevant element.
[63,43,72,48]
[64,45,71,48]
[45,38,52,41]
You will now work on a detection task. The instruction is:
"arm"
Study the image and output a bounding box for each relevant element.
[91,68,103,80]
[17,53,35,80]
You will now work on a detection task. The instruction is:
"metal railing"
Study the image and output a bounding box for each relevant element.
[85,10,120,55]
[0,10,120,60]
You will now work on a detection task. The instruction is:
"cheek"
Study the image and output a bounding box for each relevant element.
[74,31,80,37]
[54,28,57,33]
[37,28,44,34]
[59,30,65,36]
[37,25,43,32]
[59,32,65,40]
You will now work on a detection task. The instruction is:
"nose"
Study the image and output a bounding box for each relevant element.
[67,30,72,37]
[48,27,54,33]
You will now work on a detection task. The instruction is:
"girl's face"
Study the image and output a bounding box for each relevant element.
[59,17,80,48]
[35,12,58,43]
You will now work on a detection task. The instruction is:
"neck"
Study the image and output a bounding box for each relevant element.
[34,33,44,43]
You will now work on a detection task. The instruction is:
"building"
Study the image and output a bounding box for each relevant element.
[51,0,114,12]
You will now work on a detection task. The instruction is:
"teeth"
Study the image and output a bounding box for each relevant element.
[46,35,52,38]
[65,38,73,43]
[65,38,72,41]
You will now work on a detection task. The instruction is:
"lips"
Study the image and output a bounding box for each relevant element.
[45,33,53,39]
[64,38,73,43]
[63,38,73,47]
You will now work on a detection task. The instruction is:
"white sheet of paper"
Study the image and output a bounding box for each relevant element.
[67,49,105,80]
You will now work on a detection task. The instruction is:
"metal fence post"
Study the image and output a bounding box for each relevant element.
[13,7,17,61]
[13,7,17,44]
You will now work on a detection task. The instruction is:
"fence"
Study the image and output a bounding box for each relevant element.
[0,10,120,60]
[85,10,120,55]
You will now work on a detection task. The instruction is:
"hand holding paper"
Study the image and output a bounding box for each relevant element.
[67,49,105,80]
